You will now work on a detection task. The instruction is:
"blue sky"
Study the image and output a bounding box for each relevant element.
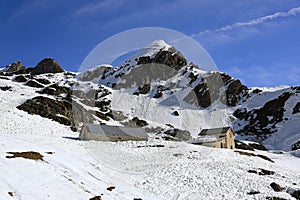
[1,0,300,87]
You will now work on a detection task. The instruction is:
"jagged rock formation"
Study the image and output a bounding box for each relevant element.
[2,61,23,73]
[31,58,64,75]
[5,39,299,150]
[234,92,292,138]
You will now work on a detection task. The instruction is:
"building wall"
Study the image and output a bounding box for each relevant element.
[80,126,148,142]
[225,129,235,149]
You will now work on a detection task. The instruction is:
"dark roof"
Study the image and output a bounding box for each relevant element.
[199,127,232,136]
[83,124,148,138]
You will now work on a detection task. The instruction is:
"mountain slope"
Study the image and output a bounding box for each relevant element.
[0,44,300,199]
[2,40,299,151]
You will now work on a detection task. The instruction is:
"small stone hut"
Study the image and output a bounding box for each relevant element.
[80,124,148,142]
[191,127,235,149]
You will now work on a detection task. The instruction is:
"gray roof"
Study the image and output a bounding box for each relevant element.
[83,124,148,138]
[199,127,232,136]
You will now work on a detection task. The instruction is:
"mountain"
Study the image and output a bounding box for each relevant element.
[1,41,300,199]
[1,40,299,151]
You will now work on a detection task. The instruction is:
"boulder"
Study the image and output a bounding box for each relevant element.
[270,182,284,192]
[292,140,300,151]
[25,80,44,88]
[0,86,12,91]
[14,75,28,82]
[31,58,64,75]
[3,61,23,73]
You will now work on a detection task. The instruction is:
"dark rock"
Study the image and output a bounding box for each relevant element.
[184,72,248,108]
[266,197,287,200]
[235,140,254,151]
[234,151,274,163]
[234,92,291,137]
[172,111,180,116]
[233,108,248,120]
[247,169,275,175]
[138,83,151,94]
[287,189,300,200]
[16,95,97,130]
[122,117,148,127]
[0,76,10,80]
[0,86,12,91]
[34,78,51,85]
[17,96,72,125]
[247,190,260,195]
[89,196,101,200]
[95,111,110,121]
[153,85,163,98]
[292,140,300,151]
[248,142,268,151]
[10,67,33,75]
[253,88,262,94]
[132,117,148,127]
[38,84,71,96]
[3,61,23,73]
[259,168,275,175]
[106,186,115,191]
[137,48,187,71]
[188,72,197,84]
[25,80,44,88]
[247,170,258,174]
[14,75,27,82]
[293,102,300,114]
[136,144,164,148]
[270,182,284,192]
[184,73,222,108]
[224,79,248,106]
[31,58,64,75]
[164,128,192,141]
[95,101,111,112]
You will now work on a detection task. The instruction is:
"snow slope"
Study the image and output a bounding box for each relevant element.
[1,75,300,199]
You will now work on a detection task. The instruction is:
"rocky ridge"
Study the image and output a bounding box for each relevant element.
[1,40,299,150]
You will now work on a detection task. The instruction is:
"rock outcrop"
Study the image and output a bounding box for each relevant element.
[31,58,64,75]
[3,61,23,73]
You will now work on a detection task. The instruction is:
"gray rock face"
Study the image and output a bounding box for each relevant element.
[184,72,248,108]
[137,47,187,71]
[292,140,300,150]
[4,61,23,73]
[31,58,64,75]
[17,96,73,126]
[234,92,292,139]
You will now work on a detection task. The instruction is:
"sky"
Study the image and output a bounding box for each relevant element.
[1,0,300,87]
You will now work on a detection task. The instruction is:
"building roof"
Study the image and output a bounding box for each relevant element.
[199,127,232,136]
[83,124,148,138]
[191,136,224,144]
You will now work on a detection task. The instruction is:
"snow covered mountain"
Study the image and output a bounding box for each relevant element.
[0,40,300,199]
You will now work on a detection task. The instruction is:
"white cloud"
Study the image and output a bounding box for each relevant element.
[192,6,300,37]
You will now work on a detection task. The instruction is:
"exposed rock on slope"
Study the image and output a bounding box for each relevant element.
[2,61,23,73]
[31,58,64,75]
[234,92,291,139]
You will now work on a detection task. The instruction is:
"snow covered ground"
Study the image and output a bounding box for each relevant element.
[1,76,300,200]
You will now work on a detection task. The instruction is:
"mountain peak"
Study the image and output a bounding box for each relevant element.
[147,39,172,50]
[122,39,173,66]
